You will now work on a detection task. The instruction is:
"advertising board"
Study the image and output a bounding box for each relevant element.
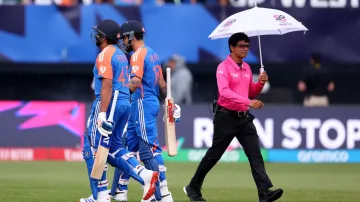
[1,102,359,163]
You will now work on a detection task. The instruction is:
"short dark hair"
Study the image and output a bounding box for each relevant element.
[310,52,321,63]
[228,32,250,52]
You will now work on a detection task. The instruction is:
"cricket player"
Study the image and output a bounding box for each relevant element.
[80,19,159,202]
[109,20,181,202]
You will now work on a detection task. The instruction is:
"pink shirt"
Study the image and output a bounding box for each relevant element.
[217,55,264,112]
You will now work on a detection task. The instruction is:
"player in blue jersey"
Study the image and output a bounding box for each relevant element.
[79,19,158,202]
[108,20,181,202]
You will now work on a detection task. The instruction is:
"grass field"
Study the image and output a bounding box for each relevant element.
[0,162,359,202]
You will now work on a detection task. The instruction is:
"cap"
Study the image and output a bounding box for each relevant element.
[120,20,145,38]
[95,19,121,42]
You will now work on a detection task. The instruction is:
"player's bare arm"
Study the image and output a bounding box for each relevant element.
[158,76,167,98]
[100,78,112,112]
[129,76,142,93]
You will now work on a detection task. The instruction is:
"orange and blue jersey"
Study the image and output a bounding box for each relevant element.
[85,45,134,195]
[93,45,130,100]
[129,45,162,100]
[124,44,167,186]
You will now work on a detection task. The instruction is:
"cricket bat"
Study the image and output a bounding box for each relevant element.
[164,67,178,157]
[90,90,119,180]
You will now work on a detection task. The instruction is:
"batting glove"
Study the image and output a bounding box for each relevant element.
[173,104,181,122]
[162,104,181,123]
[97,112,113,137]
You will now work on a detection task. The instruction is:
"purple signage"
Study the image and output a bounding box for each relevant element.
[0,101,85,148]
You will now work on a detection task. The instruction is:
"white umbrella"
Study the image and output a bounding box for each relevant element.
[208,2,309,73]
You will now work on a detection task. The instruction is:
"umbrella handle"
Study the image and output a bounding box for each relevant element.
[260,67,264,74]
[257,34,264,74]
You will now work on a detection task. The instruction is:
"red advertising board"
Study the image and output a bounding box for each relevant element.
[0,148,83,161]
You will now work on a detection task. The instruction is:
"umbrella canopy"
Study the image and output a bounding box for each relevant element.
[209,6,308,40]
[208,5,308,72]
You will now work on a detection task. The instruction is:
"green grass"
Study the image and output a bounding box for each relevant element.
[0,162,359,201]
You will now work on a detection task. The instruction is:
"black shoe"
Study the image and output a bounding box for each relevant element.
[258,188,284,202]
[183,185,207,201]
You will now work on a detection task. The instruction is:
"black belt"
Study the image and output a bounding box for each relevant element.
[217,106,249,118]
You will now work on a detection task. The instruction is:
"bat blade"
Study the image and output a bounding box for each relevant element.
[90,135,110,179]
[164,67,177,157]
[165,97,177,157]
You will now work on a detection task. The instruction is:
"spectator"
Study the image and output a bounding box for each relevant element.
[298,53,335,107]
[166,54,193,105]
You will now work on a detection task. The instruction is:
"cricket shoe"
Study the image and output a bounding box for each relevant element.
[85,190,111,201]
[140,194,172,202]
[140,180,173,202]
[141,196,157,202]
[183,185,206,202]
[139,169,159,200]
[79,190,110,202]
[258,188,283,202]
[159,180,173,202]
[109,189,128,201]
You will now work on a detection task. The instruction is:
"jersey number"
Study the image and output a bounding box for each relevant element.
[153,65,162,85]
[118,66,128,86]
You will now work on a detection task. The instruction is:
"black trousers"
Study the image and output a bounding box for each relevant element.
[189,109,273,190]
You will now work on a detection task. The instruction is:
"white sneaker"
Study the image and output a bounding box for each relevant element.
[112,189,128,202]
[139,169,159,200]
[141,195,157,202]
[139,192,173,202]
[160,192,173,202]
[159,180,173,202]
[79,195,95,202]
[140,181,173,202]
[79,190,110,202]
[106,189,113,199]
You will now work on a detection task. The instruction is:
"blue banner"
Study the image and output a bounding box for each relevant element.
[268,149,360,163]
[0,5,359,63]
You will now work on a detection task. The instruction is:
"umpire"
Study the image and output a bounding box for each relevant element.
[183,33,283,202]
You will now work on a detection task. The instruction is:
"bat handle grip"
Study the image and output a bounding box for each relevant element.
[166,67,172,98]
